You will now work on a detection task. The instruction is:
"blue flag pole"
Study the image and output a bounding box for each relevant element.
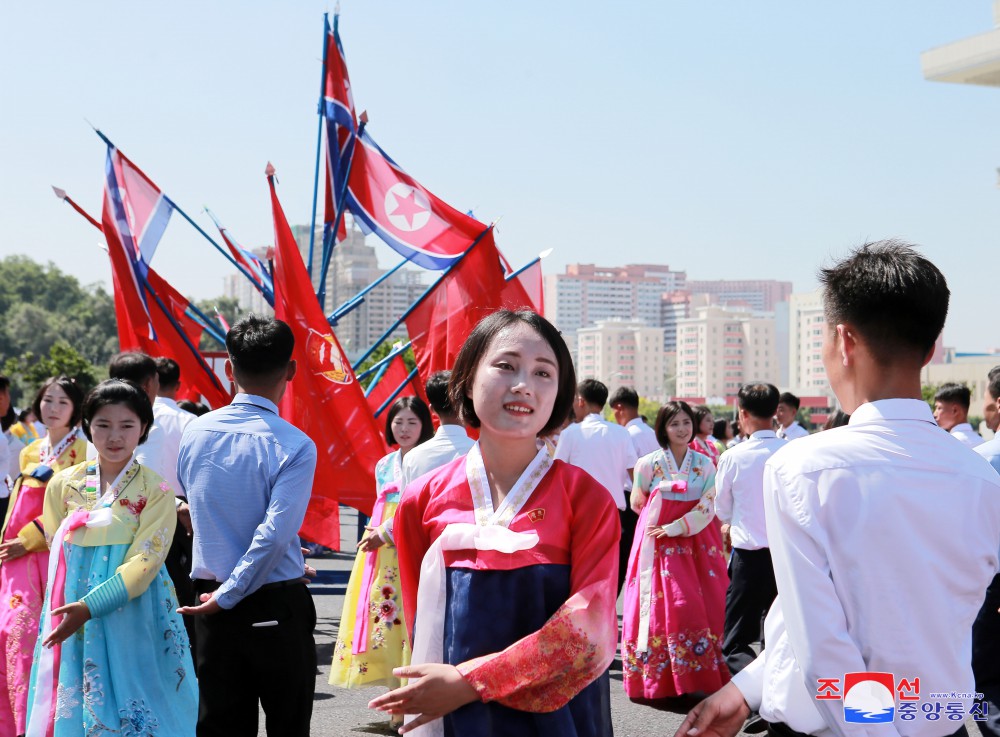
[138,276,228,400]
[184,303,227,346]
[356,340,413,382]
[363,361,390,397]
[307,13,332,281]
[92,128,271,303]
[351,224,494,371]
[327,255,412,323]
[317,114,366,311]
[374,368,419,418]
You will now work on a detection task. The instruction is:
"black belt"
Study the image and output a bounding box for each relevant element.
[193,577,304,594]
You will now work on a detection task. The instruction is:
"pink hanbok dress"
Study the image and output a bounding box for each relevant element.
[621,448,730,700]
[0,430,87,734]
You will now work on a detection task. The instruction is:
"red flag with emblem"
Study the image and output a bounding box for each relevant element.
[268,166,386,547]
[365,354,416,417]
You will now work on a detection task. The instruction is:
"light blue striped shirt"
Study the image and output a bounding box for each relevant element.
[177,393,317,609]
[976,436,1000,475]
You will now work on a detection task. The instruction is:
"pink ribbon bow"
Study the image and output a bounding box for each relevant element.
[670,480,688,494]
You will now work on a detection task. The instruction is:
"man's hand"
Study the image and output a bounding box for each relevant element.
[178,592,222,617]
[43,601,91,648]
[368,663,479,734]
[673,682,751,737]
[720,523,732,553]
[0,539,28,562]
[357,526,386,553]
[176,502,193,537]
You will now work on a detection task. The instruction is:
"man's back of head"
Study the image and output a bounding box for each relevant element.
[425,370,459,425]
[609,386,640,426]
[156,357,181,400]
[226,314,295,399]
[109,351,159,403]
[738,383,780,434]
[576,379,608,420]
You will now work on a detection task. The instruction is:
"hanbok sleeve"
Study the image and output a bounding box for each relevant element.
[663,462,717,537]
[40,467,73,539]
[80,473,176,618]
[395,481,432,638]
[455,476,620,712]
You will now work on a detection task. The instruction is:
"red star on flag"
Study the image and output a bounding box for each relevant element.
[389,189,427,229]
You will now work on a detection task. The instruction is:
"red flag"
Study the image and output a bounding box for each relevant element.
[404,230,532,382]
[268,167,387,548]
[504,258,544,316]
[365,354,416,417]
[101,148,230,409]
[323,13,357,244]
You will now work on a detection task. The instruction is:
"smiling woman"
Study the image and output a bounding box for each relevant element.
[371,310,620,737]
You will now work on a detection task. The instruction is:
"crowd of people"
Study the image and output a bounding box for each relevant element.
[0,240,996,737]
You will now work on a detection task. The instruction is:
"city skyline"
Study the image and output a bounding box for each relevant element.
[2,2,999,352]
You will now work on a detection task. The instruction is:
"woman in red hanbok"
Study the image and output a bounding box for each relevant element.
[622,400,730,702]
[689,404,720,467]
[370,310,620,737]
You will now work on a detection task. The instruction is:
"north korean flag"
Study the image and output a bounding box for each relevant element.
[346,129,488,270]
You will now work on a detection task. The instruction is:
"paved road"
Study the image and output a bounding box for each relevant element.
[292,507,705,737]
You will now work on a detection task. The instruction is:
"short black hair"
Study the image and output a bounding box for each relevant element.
[425,371,454,417]
[739,383,780,419]
[177,399,204,416]
[825,410,851,429]
[0,375,14,432]
[449,310,575,436]
[109,352,158,385]
[778,392,800,411]
[226,314,294,381]
[935,382,971,411]
[385,396,434,446]
[155,357,181,389]
[691,404,714,429]
[819,240,949,366]
[577,379,609,409]
[654,401,696,449]
[989,369,1000,403]
[609,386,640,410]
[82,379,155,445]
[31,376,84,429]
[713,418,729,439]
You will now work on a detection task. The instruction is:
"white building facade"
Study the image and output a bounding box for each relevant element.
[576,320,667,401]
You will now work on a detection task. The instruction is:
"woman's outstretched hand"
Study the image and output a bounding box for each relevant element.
[368,662,479,733]
[43,601,91,648]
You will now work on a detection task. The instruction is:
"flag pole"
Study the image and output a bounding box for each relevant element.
[328,254,412,323]
[307,13,332,281]
[138,276,229,400]
[505,248,553,280]
[184,304,228,346]
[373,368,419,417]
[204,207,275,304]
[363,361,390,397]
[52,187,103,231]
[92,128,269,298]
[356,339,412,381]
[351,224,493,370]
[317,112,366,311]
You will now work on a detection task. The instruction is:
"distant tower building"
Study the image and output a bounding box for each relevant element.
[576,320,667,401]
[921,3,1000,88]
[675,306,779,401]
[788,290,830,396]
[685,279,793,312]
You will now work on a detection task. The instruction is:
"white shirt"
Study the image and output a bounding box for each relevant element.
[950,422,984,449]
[732,399,1000,737]
[554,413,637,510]
[714,429,786,550]
[399,424,475,492]
[776,420,809,440]
[624,417,660,462]
[135,397,195,497]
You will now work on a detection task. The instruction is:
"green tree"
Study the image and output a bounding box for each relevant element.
[3,342,100,403]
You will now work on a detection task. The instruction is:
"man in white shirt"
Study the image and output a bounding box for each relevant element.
[934,382,984,448]
[371,371,474,549]
[677,241,1000,737]
[774,392,808,440]
[715,382,785,679]
[556,379,637,594]
[973,368,1000,737]
[610,386,659,596]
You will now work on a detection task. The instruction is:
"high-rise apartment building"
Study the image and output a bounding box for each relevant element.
[576,320,667,401]
[544,263,687,335]
[685,279,793,313]
[675,306,779,400]
[223,244,273,316]
[788,291,829,396]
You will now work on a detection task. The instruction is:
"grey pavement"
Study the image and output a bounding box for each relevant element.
[289,506,714,737]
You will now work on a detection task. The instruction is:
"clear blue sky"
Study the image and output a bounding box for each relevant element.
[2,2,998,351]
